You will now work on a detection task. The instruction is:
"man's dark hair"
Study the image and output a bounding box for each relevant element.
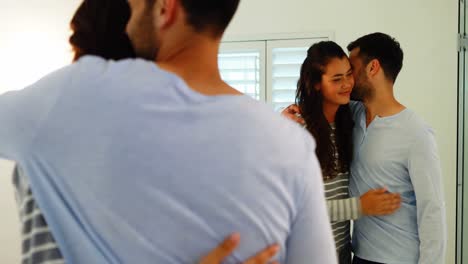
[180,0,240,36]
[347,32,404,83]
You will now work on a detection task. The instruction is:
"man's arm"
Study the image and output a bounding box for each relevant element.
[0,66,72,160]
[285,143,337,264]
[409,128,446,264]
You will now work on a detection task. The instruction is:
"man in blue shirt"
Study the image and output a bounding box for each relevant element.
[347,33,446,264]
[282,32,446,263]
[0,0,337,263]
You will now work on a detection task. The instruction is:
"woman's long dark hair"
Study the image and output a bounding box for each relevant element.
[69,0,135,61]
[296,41,354,179]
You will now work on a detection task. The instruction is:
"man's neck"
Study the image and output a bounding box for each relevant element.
[156,35,241,96]
[362,83,405,126]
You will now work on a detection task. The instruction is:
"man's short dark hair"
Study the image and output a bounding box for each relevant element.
[180,0,240,36]
[347,32,404,83]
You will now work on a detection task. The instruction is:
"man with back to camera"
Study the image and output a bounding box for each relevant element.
[0,0,337,263]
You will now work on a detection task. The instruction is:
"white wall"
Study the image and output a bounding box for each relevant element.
[0,0,81,93]
[0,160,20,263]
[225,0,457,263]
[0,0,459,263]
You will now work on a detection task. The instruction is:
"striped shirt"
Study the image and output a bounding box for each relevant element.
[324,123,361,252]
[325,172,360,251]
[12,166,64,264]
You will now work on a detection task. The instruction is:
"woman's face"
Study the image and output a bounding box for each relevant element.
[318,56,354,106]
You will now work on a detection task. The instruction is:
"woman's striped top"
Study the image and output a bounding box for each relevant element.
[324,123,361,251]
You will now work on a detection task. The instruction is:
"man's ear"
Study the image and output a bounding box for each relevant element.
[155,0,178,30]
[367,59,381,78]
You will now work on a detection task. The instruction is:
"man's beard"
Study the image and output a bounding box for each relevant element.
[134,31,159,60]
[351,75,374,101]
[131,12,159,60]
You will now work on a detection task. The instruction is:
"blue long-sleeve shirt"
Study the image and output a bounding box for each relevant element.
[349,101,446,264]
[0,56,336,263]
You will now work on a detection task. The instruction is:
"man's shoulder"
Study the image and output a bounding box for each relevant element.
[402,109,434,135]
[349,100,365,114]
[236,98,306,129]
[75,56,156,78]
[53,56,174,97]
[231,99,316,156]
[29,60,81,89]
[397,109,437,149]
[228,100,320,198]
[28,55,111,90]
